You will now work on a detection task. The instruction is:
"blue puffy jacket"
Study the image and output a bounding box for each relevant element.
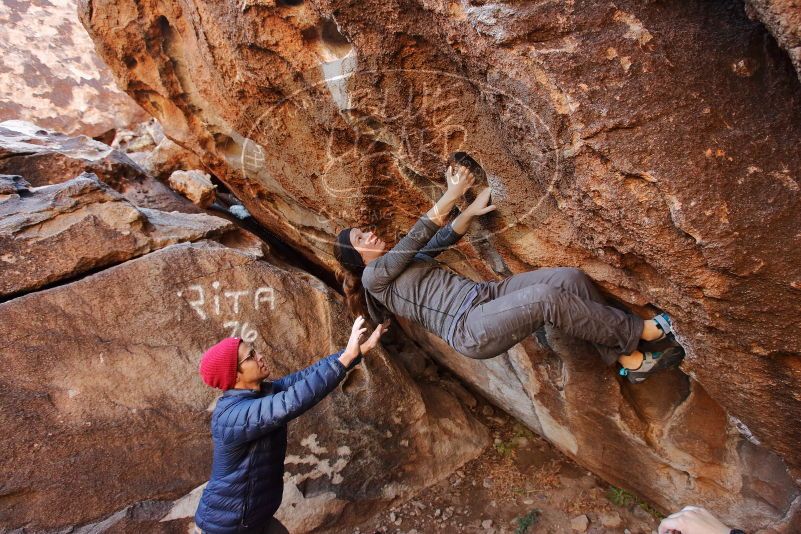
[194,351,348,534]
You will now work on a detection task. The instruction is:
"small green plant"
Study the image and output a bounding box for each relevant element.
[606,485,665,520]
[514,509,540,534]
[494,425,535,458]
[607,485,636,507]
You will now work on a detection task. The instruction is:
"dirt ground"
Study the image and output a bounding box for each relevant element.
[352,395,664,534]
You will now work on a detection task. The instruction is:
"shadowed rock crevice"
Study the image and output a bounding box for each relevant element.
[319,18,354,60]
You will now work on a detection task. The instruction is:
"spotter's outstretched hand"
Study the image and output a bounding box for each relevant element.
[360,320,390,355]
[341,316,368,365]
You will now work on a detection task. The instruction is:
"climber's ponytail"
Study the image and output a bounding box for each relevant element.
[336,269,369,320]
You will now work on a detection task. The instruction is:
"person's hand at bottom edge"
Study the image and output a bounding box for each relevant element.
[658,506,733,534]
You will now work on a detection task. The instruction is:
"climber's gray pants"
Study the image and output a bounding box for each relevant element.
[449,267,644,364]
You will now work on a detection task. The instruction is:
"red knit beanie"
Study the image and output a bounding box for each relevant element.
[199,337,241,390]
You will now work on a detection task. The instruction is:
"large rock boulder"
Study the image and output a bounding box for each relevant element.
[0,120,147,187]
[0,0,146,137]
[0,120,202,212]
[0,173,232,299]
[79,0,801,530]
[0,173,487,531]
[111,118,206,181]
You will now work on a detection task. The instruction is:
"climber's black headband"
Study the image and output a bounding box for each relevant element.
[337,228,365,275]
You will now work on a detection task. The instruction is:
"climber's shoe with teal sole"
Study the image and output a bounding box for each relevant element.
[651,312,673,341]
[619,344,685,384]
[639,312,682,352]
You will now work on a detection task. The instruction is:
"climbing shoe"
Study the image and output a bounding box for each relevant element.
[639,313,683,354]
[619,344,685,384]
[650,312,673,342]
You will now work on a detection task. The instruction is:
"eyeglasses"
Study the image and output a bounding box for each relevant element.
[238,346,256,366]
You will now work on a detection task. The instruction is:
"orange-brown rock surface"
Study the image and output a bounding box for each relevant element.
[0,120,148,187]
[111,118,206,180]
[74,0,800,530]
[0,173,232,298]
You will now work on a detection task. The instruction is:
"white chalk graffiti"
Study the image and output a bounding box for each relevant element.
[223,321,258,343]
[177,282,275,341]
[285,434,352,485]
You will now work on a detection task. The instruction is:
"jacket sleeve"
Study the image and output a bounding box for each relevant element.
[271,360,322,392]
[272,351,360,391]
[415,221,465,261]
[218,352,347,445]
[362,214,441,292]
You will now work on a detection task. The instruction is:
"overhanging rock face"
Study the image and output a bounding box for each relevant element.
[80,0,801,529]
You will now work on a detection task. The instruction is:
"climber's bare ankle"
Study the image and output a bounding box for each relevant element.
[618,350,644,369]
[641,319,662,342]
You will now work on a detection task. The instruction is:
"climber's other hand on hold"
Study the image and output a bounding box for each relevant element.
[451,186,495,234]
[464,187,496,218]
[444,164,475,199]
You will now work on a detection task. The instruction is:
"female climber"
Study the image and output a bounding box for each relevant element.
[333,156,684,383]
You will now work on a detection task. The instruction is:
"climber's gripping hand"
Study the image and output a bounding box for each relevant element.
[444,164,476,200]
